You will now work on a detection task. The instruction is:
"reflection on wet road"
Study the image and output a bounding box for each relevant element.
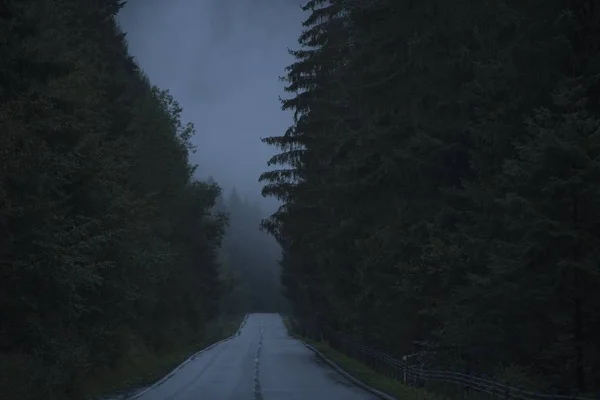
[134,313,378,400]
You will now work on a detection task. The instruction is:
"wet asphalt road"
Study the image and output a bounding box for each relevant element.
[135,313,378,400]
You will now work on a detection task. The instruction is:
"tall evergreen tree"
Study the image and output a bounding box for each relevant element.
[261,0,600,393]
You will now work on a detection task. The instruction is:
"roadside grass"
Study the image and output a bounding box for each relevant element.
[84,340,206,399]
[282,317,442,400]
[280,318,597,400]
[86,314,245,399]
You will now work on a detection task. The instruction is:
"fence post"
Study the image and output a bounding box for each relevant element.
[402,355,407,384]
[464,364,471,399]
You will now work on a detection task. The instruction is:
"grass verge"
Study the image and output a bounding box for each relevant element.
[87,314,245,399]
[282,317,441,400]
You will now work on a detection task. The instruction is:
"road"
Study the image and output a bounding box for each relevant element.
[133,313,378,400]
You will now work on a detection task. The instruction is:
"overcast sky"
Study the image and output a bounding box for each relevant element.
[117,0,305,213]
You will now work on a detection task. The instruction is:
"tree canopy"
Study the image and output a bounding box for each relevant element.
[0,1,228,398]
[261,0,600,393]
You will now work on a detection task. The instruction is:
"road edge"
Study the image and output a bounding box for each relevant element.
[125,313,249,399]
[302,342,398,400]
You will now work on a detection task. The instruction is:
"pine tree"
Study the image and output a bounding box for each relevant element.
[262,0,600,393]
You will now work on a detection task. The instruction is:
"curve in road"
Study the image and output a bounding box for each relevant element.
[133,313,378,400]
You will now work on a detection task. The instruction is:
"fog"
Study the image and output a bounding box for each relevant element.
[116,0,305,315]
[117,0,305,214]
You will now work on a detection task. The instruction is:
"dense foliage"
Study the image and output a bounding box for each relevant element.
[0,1,227,398]
[261,0,600,393]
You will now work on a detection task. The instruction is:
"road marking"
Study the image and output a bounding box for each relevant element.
[253,321,265,400]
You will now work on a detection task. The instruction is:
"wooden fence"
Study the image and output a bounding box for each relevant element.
[291,322,597,400]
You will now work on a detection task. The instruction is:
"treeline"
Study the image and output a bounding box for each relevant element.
[214,187,287,315]
[0,1,227,399]
[261,0,600,394]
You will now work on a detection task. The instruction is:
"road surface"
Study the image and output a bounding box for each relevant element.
[134,313,378,400]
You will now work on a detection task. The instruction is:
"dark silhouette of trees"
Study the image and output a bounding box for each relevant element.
[0,1,227,398]
[261,0,600,393]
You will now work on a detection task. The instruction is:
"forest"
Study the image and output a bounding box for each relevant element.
[260,0,600,395]
[3,0,600,398]
[0,1,282,399]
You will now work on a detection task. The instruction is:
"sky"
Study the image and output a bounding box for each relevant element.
[117,0,305,213]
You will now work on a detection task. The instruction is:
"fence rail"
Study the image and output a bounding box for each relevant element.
[291,323,597,400]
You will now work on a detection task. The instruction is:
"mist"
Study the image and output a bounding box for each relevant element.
[115,0,306,316]
[117,0,305,213]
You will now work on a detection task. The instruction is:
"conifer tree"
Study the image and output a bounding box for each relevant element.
[262,0,600,392]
